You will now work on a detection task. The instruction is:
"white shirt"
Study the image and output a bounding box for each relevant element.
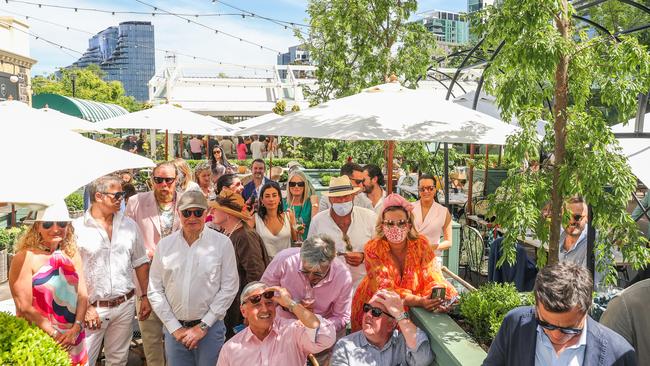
[73,210,149,304]
[250,140,264,159]
[148,226,239,333]
[369,190,387,215]
[307,207,376,287]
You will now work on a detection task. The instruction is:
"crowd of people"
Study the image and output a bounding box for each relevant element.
[6,150,649,366]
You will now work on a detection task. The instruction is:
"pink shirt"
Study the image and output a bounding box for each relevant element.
[261,248,352,332]
[217,316,336,366]
[237,143,247,160]
[189,138,203,153]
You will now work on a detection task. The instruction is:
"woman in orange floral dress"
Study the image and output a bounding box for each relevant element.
[351,193,458,331]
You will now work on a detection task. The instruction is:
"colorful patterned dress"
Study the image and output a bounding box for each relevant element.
[351,236,459,331]
[32,250,88,366]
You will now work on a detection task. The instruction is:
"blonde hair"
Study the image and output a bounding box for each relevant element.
[374,206,419,241]
[173,158,194,191]
[16,223,78,258]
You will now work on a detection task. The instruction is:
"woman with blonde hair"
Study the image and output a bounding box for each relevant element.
[350,193,458,331]
[282,169,318,241]
[172,158,200,193]
[8,201,88,365]
[194,161,213,199]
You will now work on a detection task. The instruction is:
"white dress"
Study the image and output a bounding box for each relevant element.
[255,213,292,258]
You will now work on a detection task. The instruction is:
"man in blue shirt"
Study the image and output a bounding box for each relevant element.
[242,159,273,203]
[484,262,635,366]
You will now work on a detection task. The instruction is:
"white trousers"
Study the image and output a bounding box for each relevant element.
[85,296,135,366]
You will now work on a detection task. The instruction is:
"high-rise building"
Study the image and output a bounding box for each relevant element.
[415,10,469,48]
[468,0,496,13]
[70,21,155,101]
[277,45,311,66]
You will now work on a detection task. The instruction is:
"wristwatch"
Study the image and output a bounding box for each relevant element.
[74,320,84,330]
[198,322,209,331]
[288,300,299,313]
[395,312,409,323]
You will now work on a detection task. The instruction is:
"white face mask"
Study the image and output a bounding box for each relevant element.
[331,201,353,216]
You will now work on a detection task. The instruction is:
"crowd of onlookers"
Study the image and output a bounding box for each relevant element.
[7,146,650,366]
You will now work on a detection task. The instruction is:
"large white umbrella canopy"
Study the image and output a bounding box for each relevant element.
[236,82,519,144]
[234,113,282,129]
[1,104,155,206]
[617,138,650,187]
[95,104,236,135]
[1,101,110,134]
[611,116,650,133]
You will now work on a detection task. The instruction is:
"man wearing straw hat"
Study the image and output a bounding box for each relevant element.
[308,175,376,288]
[209,190,270,339]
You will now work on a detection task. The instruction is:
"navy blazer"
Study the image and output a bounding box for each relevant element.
[483,306,636,366]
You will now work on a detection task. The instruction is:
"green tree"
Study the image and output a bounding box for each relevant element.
[32,64,144,112]
[300,0,437,104]
[478,0,650,281]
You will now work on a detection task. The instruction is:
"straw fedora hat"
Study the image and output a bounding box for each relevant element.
[322,175,361,197]
[25,200,72,224]
[208,191,252,221]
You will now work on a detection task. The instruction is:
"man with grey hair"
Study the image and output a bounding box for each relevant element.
[261,235,353,335]
[484,262,636,366]
[217,281,336,366]
[73,174,151,365]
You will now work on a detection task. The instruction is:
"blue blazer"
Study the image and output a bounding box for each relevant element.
[483,306,636,366]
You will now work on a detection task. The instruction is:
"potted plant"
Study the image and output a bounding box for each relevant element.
[0,312,71,365]
[0,226,27,282]
[65,192,85,219]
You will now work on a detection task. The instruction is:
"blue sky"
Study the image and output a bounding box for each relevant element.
[0,0,467,76]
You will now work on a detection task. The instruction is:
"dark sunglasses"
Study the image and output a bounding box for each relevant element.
[536,316,583,335]
[363,303,394,318]
[288,181,306,187]
[570,214,584,221]
[351,178,364,185]
[419,186,436,192]
[181,209,205,218]
[101,191,126,200]
[42,221,69,229]
[153,176,176,184]
[244,290,275,305]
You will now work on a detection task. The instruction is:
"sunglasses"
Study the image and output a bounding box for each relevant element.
[181,209,205,218]
[536,316,584,335]
[419,186,435,192]
[382,219,409,228]
[244,290,275,305]
[153,176,176,184]
[42,221,68,229]
[100,191,126,200]
[570,214,584,222]
[351,178,364,185]
[299,266,329,279]
[288,181,306,187]
[363,303,394,318]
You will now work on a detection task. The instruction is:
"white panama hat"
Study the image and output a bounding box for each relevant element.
[25,200,72,223]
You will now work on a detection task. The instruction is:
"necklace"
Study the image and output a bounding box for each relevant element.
[35,242,54,253]
[224,221,242,237]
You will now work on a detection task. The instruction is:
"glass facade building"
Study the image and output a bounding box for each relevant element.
[415,10,469,46]
[70,21,155,101]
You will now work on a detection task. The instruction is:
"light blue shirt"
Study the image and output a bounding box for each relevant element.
[534,321,587,366]
[330,327,433,366]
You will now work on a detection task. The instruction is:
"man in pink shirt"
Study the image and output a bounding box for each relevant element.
[217,281,336,366]
[261,235,353,334]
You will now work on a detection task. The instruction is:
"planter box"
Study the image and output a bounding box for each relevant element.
[410,308,487,366]
[0,249,7,283]
[474,169,508,196]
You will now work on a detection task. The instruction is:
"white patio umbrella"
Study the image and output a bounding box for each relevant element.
[237,82,519,144]
[618,138,650,187]
[233,113,282,129]
[0,101,110,134]
[1,104,155,206]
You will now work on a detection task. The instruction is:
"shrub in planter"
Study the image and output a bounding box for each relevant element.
[65,192,84,213]
[0,312,71,365]
[458,283,534,344]
[0,226,27,253]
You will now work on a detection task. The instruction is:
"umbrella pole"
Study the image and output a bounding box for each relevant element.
[150,129,156,159]
[483,145,489,197]
[387,140,395,193]
[179,131,184,159]
[204,138,209,160]
[467,144,475,215]
[165,129,169,161]
[269,153,273,180]
[444,143,449,210]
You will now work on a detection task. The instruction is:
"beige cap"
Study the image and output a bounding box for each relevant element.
[177,190,208,211]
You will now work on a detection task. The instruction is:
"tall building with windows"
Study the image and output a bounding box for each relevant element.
[70,21,154,101]
[468,0,497,13]
[415,10,469,49]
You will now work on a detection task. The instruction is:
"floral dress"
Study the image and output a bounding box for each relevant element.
[32,250,88,366]
[351,235,458,331]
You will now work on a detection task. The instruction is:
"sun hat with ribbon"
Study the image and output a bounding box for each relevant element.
[208,190,252,221]
[25,200,72,223]
[321,175,362,197]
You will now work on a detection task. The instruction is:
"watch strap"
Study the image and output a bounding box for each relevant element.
[199,321,209,331]
[395,312,409,322]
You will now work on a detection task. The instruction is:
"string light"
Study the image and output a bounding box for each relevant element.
[0,9,275,72]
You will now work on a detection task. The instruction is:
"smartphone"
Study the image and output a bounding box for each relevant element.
[430,287,446,300]
[247,195,257,212]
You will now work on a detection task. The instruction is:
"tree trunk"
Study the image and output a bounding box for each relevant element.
[548,0,571,266]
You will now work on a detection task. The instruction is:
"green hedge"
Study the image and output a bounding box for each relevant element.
[0,226,27,252]
[458,283,534,344]
[0,312,71,365]
[64,192,84,212]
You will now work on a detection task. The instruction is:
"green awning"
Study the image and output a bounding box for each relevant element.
[32,93,128,122]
